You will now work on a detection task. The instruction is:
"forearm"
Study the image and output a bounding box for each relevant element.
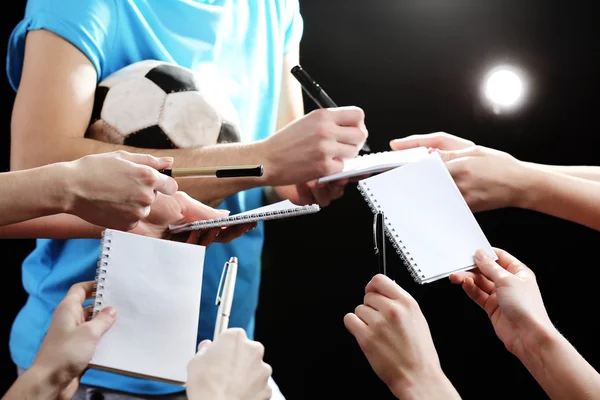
[517,164,600,231]
[391,368,461,400]
[0,165,69,226]
[2,366,62,400]
[526,162,600,182]
[0,214,103,239]
[12,136,269,206]
[517,327,600,400]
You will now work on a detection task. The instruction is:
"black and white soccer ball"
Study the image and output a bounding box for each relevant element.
[86,60,241,149]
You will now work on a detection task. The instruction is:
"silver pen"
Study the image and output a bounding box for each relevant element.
[213,257,238,339]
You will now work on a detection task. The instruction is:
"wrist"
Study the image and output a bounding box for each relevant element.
[515,321,562,366]
[389,366,460,400]
[510,161,543,209]
[40,162,75,215]
[16,364,66,399]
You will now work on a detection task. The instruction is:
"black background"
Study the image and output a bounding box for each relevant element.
[1,0,599,399]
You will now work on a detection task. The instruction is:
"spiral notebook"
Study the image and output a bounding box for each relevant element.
[317,147,429,183]
[88,229,205,385]
[357,152,495,284]
[168,199,320,233]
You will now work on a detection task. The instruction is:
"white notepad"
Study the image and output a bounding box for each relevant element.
[88,229,205,385]
[357,153,495,284]
[168,199,320,233]
[317,147,429,183]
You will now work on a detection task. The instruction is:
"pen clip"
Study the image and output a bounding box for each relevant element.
[215,260,230,306]
[373,213,379,255]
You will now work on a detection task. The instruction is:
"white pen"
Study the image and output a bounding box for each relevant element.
[213,256,238,339]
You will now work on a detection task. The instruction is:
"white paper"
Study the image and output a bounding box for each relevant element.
[318,147,429,183]
[89,230,205,384]
[358,153,495,283]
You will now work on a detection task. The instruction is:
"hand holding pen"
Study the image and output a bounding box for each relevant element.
[291,65,371,154]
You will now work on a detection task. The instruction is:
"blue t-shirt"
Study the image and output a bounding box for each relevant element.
[6,0,302,395]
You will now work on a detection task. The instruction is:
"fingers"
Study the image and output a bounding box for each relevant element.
[449,270,496,294]
[390,132,473,151]
[462,277,490,310]
[150,169,179,196]
[434,146,484,163]
[214,223,257,243]
[117,151,174,170]
[364,274,408,300]
[492,247,529,275]
[331,140,364,159]
[328,106,366,127]
[354,304,380,325]
[64,281,96,305]
[363,292,390,312]
[175,192,231,221]
[474,249,513,285]
[86,306,117,337]
[333,125,369,148]
[196,339,212,355]
[343,312,367,338]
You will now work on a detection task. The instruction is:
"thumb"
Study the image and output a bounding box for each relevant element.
[179,193,230,222]
[152,171,179,196]
[196,339,212,355]
[86,306,117,338]
[474,249,512,285]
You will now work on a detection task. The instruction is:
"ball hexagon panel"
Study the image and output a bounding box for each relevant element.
[159,91,221,148]
[101,77,167,136]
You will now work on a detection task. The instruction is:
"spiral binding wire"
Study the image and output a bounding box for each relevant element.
[357,182,424,283]
[89,230,113,320]
[169,204,321,234]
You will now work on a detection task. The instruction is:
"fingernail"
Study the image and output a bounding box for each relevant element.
[161,157,174,163]
[218,209,231,215]
[475,249,489,261]
[103,306,116,317]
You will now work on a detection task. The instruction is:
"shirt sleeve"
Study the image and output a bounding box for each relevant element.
[283,0,304,55]
[6,0,118,91]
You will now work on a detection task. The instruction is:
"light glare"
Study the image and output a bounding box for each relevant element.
[484,69,523,107]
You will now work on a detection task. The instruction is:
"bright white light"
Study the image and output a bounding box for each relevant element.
[484,68,523,107]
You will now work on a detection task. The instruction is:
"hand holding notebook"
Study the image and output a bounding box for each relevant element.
[88,230,205,385]
[357,152,495,284]
[169,199,320,234]
[318,147,429,183]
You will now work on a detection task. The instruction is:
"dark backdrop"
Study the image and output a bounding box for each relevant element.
[2,0,599,399]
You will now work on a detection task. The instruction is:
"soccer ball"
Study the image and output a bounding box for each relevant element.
[86,60,241,149]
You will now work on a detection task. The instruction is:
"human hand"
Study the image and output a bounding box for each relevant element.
[431,146,530,212]
[390,131,474,152]
[344,275,458,400]
[294,178,349,207]
[130,191,257,245]
[449,248,555,358]
[65,151,178,231]
[30,281,116,399]
[186,328,272,400]
[261,107,368,186]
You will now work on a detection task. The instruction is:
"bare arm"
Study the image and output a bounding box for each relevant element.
[12,30,272,207]
[517,326,600,400]
[268,47,306,204]
[516,165,600,231]
[525,163,600,182]
[0,214,102,239]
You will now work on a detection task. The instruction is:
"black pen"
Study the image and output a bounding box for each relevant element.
[291,65,370,153]
[159,165,264,178]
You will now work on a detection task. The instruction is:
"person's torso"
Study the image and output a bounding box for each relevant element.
[8,0,294,394]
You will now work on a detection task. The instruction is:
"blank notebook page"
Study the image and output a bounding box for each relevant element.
[89,229,205,385]
[357,152,495,283]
